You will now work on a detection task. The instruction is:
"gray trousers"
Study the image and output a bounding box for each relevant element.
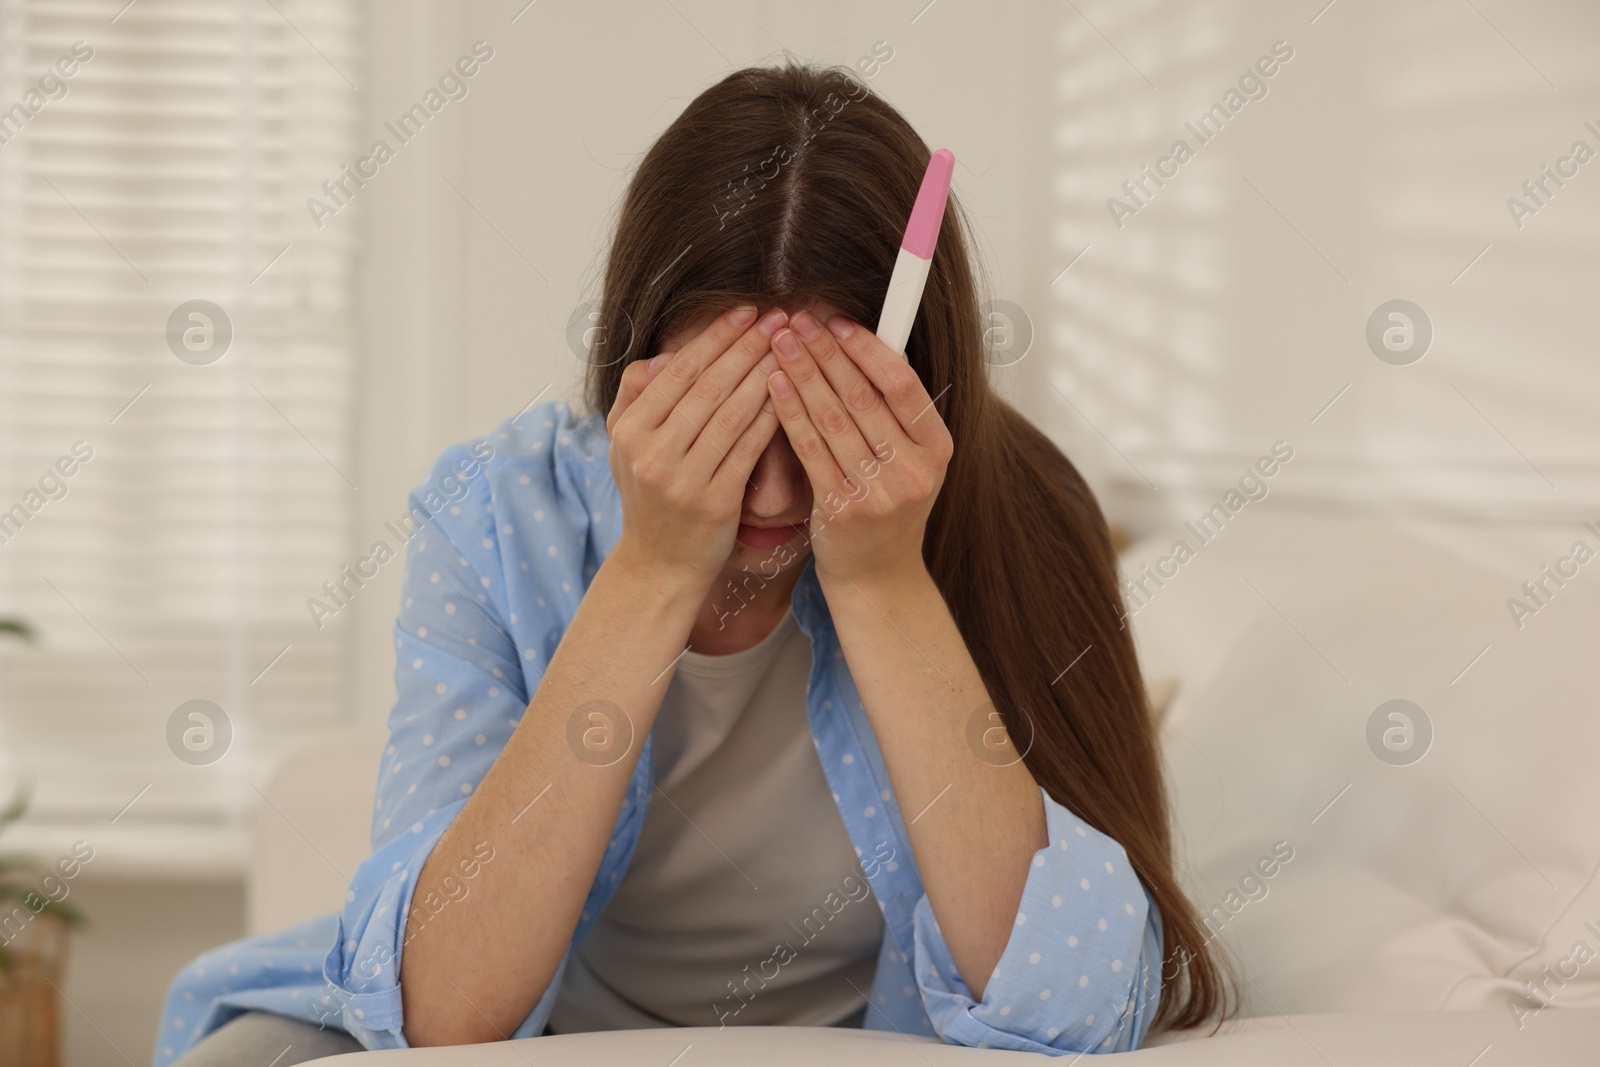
[171,1012,364,1066]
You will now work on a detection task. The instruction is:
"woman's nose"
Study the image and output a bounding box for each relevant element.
[743,436,805,517]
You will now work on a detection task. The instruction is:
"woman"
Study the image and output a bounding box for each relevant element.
[155,63,1231,1066]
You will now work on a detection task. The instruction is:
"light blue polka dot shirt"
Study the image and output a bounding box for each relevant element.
[152,399,1163,1064]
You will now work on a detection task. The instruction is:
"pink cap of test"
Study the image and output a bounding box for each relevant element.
[899,148,954,260]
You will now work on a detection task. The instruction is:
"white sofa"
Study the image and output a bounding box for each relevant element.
[254,513,1600,1063]
[1133,512,1600,1022]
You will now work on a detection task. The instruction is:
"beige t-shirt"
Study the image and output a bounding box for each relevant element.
[545,607,885,1032]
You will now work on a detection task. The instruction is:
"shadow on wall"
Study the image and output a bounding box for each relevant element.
[1040,0,1600,531]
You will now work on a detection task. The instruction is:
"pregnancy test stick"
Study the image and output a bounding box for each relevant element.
[875,148,954,355]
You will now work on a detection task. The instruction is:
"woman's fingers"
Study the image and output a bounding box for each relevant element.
[606,355,660,437]
[635,307,788,455]
[664,308,787,454]
[766,369,849,499]
[825,316,952,455]
[711,393,780,497]
[770,321,876,490]
[782,311,906,466]
[626,305,756,432]
[686,351,780,481]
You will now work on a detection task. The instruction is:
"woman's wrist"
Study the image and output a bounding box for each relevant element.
[602,533,718,607]
[816,557,934,604]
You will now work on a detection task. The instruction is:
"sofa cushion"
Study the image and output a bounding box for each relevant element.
[1123,513,1600,1019]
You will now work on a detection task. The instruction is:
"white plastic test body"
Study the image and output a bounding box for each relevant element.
[873,148,954,356]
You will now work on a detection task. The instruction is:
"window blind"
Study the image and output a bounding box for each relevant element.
[0,0,362,828]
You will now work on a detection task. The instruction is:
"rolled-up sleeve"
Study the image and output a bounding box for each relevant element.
[318,439,561,1048]
[912,786,1164,1054]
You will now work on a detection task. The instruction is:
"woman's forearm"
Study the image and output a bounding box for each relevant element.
[819,562,1047,1001]
[399,539,703,1046]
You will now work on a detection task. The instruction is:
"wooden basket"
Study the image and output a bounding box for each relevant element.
[0,912,67,1067]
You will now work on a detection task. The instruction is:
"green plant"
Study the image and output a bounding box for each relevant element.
[0,619,33,643]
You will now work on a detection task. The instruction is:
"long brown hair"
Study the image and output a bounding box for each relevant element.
[580,63,1234,1035]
